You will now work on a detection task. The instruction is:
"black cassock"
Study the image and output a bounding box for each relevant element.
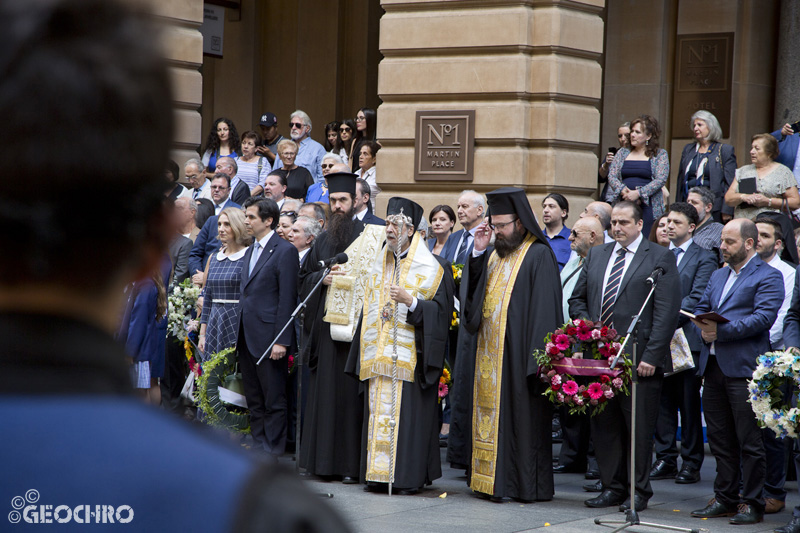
[298,222,366,478]
[346,254,454,489]
[462,241,562,501]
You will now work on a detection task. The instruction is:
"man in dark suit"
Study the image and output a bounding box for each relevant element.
[216,156,251,205]
[569,201,680,512]
[187,181,241,280]
[355,178,384,225]
[690,218,783,526]
[650,202,716,484]
[447,190,485,265]
[238,197,299,457]
[777,264,800,533]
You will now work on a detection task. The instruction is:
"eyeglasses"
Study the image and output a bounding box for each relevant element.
[321,164,334,169]
[281,152,297,157]
[339,127,351,133]
[280,211,296,217]
[489,217,518,231]
[210,185,229,191]
[290,122,305,129]
[570,229,587,238]
[355,116,365,121]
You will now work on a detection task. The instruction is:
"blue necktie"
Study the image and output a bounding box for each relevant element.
[672,247,683,264]
[249,241,261,276]
[456,234,471,264]
[601,248,629,327]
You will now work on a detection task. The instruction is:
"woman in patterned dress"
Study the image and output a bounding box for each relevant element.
[198,207,252,357]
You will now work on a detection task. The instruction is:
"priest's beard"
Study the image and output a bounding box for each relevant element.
[328,207,356,253]
[494,227,526,258]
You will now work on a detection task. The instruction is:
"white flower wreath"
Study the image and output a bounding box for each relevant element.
[748,350,800,439]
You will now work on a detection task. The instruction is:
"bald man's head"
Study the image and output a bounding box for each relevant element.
[581,201,611,231]
[570,216,605,257]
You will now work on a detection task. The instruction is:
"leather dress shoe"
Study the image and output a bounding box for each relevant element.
[583,480,603,492]
[674,465,700,484]
[393,487,419,496]
[342,476,358,484]
[585,490,625,508]
[729,504,763,525]
[553,463,582,474]
[619,495,648,512]
[766,498,786,514]
[775,516,800,533]
[490,496,511,503]
[649,459,677,480]
[585,469,600,480]
[690,499,736,518]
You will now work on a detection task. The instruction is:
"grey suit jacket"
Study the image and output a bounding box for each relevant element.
[569,237,681,371]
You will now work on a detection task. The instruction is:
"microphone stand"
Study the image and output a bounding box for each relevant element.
[596,273,701,533]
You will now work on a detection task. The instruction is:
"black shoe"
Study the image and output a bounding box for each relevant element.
[363,482,384,493]
[776,516,800,533]
[490,496,511,503]
[553,463,582,474]
[729,504,763,525]
[690,500,737,518]
[552,429,563,443]
[674,465,700,484]
[619,495,648,512]
[342,476,359,484]
[393,487,419,496]
[584,490,625,508]
[583,480,603,492]
[585,469,600,480]
[439,433,449,447]
[649,459,678,480]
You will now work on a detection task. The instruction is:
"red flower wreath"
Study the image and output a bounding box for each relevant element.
[534,319,632,416]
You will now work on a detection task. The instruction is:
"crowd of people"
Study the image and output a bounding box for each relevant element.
[147,106,800,531]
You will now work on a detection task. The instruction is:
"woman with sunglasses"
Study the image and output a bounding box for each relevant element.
[337,119,356,166]
[306,153,342,203]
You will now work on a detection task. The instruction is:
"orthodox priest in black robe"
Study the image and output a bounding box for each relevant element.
[299,173,384,481]
[462,187,562,502]
[346,197,454,493]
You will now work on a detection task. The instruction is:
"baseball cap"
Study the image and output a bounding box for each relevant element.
[259,112,277,127]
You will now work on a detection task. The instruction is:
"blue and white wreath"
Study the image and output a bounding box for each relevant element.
[748,351,800,439]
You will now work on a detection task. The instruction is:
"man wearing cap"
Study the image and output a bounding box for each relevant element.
[256,111,284,166]
[299,172,385,483]
[461,187,563,503]
[347,197,455,494]
[569,201,681,512]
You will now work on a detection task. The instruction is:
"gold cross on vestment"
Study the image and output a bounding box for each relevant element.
[404,274,427,298]
[483,291,501,318]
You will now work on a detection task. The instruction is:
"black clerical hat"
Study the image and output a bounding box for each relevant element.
[486,187,549,246]
[387,197,424,229]
[326,172,357,195]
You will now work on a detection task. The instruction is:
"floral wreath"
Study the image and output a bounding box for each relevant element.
[167,278,201,339]
[534,319,632,416]
[195,347,250,434]
[748,351,800,439]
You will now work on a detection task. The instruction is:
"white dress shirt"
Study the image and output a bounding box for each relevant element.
[601,233,644,294]
[668,238,693,267]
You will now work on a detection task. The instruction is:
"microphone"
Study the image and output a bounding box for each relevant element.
[318,252,348,268]
[646,266,665,285]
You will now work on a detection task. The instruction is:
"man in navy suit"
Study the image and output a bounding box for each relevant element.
[690,218,783,525]
[448,190,486,265]
[569,201,681,513]
[355,178,384,225]
[188,174,241,280]
[238,197,299,457]
[651,203,716,484]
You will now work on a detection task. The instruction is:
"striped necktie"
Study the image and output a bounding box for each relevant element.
[456,233,470,264]
[600,247,629,327]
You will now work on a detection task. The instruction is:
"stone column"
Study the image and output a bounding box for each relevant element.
[136,0,205,170]
[774,0,800,128]
[376,0,605,219]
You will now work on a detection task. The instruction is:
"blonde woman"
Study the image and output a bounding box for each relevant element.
[198,208,252,356]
